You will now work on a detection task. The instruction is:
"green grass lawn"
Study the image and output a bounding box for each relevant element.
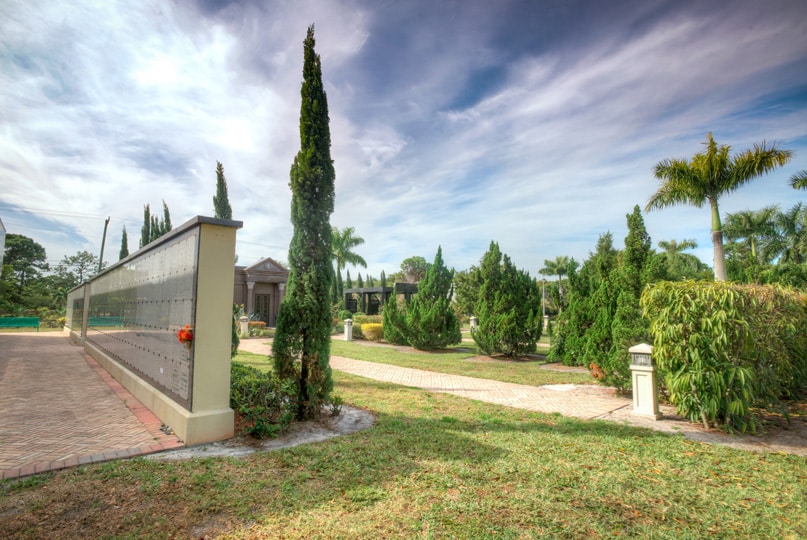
[329,339,593,387]
[3,370,805,538]
[3,349,805,538]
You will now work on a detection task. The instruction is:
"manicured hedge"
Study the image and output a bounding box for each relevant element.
[361,323,384,341]
[641,281,807,433]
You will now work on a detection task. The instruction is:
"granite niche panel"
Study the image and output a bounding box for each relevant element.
[85,228,198,409]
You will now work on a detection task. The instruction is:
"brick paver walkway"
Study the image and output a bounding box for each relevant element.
[0,333,184,480]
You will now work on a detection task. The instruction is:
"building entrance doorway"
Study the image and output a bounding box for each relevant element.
[254,294,271,323]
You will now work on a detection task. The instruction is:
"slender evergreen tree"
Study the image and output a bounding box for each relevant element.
[140,205,151,248]
[213,161,233,219]
[273,25,336,420]
[602,206,653,391]
[357,273,365,312]
[119,226,129,260]
[159,200,172,237]
[140,201,173,247]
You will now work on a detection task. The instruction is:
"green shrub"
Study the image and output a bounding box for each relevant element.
[382,297,408,345]
[230,362,297,438]
[352,313,381,325]
[231,304,240,358]
[352,323,364,339]
[383,247,461,350]
[641,281,807,433]
[362,323,384,341]
[248,321,267,337]
[473,242,542,357]
[338,309,353,321]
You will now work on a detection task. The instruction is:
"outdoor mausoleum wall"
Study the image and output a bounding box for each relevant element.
[64,216,242,445]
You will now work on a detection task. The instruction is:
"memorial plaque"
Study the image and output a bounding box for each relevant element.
[85,228,198,409]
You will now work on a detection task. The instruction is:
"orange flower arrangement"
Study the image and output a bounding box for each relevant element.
[177,325,194,349]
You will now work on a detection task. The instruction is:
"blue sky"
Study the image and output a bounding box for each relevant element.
[1,0,806,279]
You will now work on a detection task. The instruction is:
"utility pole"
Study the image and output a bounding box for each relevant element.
[98,217,110,274]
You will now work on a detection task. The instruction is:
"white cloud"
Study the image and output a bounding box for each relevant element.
[1,0,805,280]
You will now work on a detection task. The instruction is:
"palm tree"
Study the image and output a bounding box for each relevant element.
[331,226,367,274]
[646,133,792,281]
[658,238,698,257]
[539,255,571,299]
[765,203,807,265]
[723,206,778,263]
[790,170,807,190]
[657,239,700,280]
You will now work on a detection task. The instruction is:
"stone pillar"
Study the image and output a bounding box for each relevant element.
[344,319,353,341]
[246,281,255,315]
[629,343,661,420]
[543,315,549,332]
[278,283,286,304]
[470,316,478,331]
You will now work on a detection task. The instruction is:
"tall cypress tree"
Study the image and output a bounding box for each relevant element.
[273,25,336,420]
[160,200,172,237]
[140,205,151,248]
[119,226,129,260]
[140,201,173,247]
[213,161,233,219]
[603,205,654,391]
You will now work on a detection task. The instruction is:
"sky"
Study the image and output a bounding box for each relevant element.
[1,0,806,280]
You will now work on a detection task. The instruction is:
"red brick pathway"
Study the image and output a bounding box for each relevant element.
[0,332,184,480]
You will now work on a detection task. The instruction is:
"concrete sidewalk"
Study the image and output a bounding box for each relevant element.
[0,333,184,480]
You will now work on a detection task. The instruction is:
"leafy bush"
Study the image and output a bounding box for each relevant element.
[230,362,297,438]
[338,309,353,321]
[641,281,807,433]
[247,321,269,337]
[362,323,384,341]
[231,304,240,358]
[352,323,364,339]
[352,313,381,325]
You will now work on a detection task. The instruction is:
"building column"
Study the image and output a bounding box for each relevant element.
[246,281,255,315]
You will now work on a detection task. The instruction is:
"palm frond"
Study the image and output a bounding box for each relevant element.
[789,169,807,190]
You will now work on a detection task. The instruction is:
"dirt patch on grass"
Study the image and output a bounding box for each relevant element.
[148,405,376,461]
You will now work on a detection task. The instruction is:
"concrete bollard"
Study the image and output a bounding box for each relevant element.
[239,316,249,337]
[344,319,353,341]
[470,316,478,331]
[629,343,661,420]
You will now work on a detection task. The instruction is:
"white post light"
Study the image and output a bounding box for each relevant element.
[344,319,353,341]
[629,343,661,420]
